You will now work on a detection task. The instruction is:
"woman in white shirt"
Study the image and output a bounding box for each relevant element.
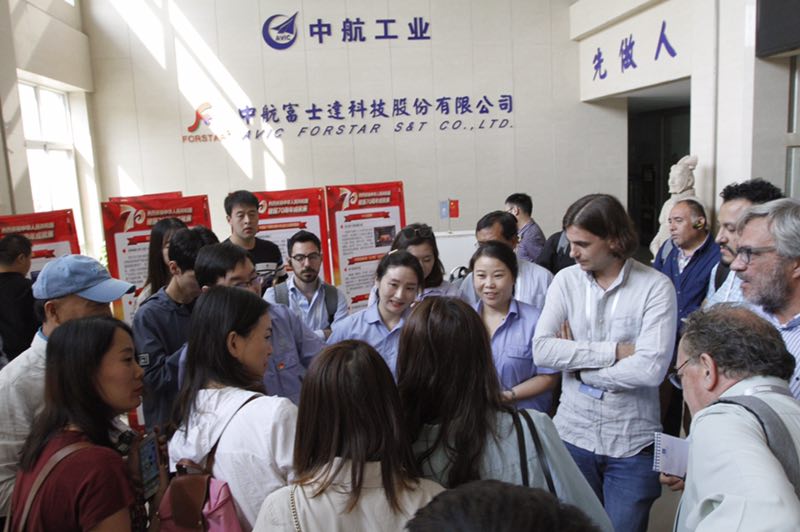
[168,286,297,531]
[254,339,443,532]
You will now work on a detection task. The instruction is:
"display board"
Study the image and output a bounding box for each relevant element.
[0,209,81,280]
[326,182,406,311]
[102,195,211,322]
[252,187,330,281]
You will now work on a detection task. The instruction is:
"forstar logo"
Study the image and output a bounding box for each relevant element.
[263,12,299,50]
[187,102,212,132]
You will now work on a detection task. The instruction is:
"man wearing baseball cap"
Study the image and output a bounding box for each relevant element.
[0,255,134,525]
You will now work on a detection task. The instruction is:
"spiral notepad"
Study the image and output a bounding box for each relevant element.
[652,431,689,478]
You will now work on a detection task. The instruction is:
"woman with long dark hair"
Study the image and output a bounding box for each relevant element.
[254,340,442,531]
[168,286,296,530]
[9,316,166,531]
[135,217,187,310]
[396,297,612,532]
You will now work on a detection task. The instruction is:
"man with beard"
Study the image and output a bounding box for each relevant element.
[730,198,800,399]
[265,230,348,339]
[705,179,783,307]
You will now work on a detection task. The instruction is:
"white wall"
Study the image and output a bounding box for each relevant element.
[82,0,628,239]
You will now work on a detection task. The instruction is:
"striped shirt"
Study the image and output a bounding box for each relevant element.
[751,306,800,399]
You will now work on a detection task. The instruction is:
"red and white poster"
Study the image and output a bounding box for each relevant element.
[0,209,80,279]
[102,195,211,322]
[108,192,183,202]
[326,182,406,311]
[252,188,330,281]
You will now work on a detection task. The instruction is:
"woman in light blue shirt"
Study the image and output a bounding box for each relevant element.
[328,251,423,375]
[471,241,559,413]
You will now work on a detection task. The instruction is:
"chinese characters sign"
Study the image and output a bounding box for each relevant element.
[263,12,431,51]
[578,0,689,101]
[182,94,513,143]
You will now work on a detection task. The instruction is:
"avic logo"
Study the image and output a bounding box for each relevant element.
[263,12,299,50]
[187,102,212,132]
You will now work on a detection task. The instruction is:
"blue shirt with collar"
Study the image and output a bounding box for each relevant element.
[326,303,408,376]
[264,275,348,340]
[653,233,720,324]
[474,299,557,413]
[177,303,324,406]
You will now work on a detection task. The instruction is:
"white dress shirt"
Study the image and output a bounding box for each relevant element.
[675,376,800,531]
[533,260,677,457]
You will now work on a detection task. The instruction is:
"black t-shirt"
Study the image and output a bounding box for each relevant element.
[0,272,39,360]
[225,237,285,288]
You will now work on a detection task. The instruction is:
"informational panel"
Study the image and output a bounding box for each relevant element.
[102,195,211,322]
[578,0,690,101]
[0,209,80,279]
[326,182,406,311]
[108,192,183,202]
[252,188,330,281]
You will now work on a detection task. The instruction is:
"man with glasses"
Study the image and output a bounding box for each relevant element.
[265,230,347,340]
[704,179,783,307]
[730,198,800,399]
[671,304,800,531]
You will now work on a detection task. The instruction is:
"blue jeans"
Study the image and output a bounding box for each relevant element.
[564,441,661,532]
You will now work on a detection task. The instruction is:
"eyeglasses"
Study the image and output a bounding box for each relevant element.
[290,252,322,263]
[233,276,263,290]
[667,357,694,390]
[735,245,777,265]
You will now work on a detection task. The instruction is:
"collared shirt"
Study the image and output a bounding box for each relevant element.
[474,299,557,412]
[653,233,720,323]
[176,304,324,405]
[255,459,444,532]
[517,220,547,262]
[265,276,348,340]
[0,333,47,514]
[460,258,553,314]
[704,265,745,308]
[750,306,800,399]
[533,260,677,458]
[327,304,408,376]
[675,376,800,532]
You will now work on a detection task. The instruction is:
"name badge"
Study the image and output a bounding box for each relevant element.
[579,383,604,400]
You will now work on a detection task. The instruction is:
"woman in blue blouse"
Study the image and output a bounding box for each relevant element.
[327,250,423,376]
[471,241,559,412]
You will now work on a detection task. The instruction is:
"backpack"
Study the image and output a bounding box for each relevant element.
[157,395,259,531]
[274,282,338,325]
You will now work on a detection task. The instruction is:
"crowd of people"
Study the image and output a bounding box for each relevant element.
[0,184,799,531]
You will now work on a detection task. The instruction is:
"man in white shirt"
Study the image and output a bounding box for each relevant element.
[673,304,800,531]
[265,230,347,340]
[459,211,552,313]
[533,194,677,532]
[0,255,134,524]
[729,198,800,398]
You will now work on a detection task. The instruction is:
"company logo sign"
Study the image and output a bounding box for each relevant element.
[263,12,299,50]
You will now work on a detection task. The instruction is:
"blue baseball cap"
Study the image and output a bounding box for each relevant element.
[32,255,135,303]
